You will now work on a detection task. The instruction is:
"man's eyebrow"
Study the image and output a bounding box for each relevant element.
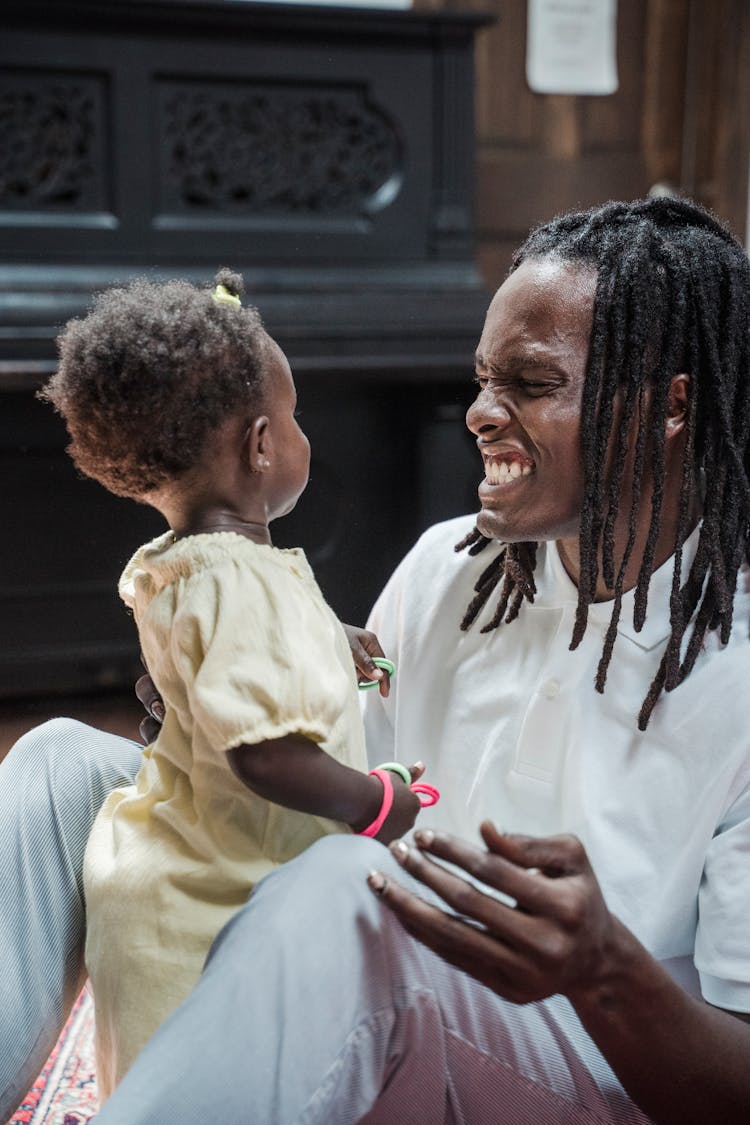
[473,351,564,375]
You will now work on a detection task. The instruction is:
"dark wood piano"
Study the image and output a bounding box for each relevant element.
[0,0,492,697]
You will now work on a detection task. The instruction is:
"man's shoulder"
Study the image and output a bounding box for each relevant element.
[410,514,481,556]
[370,514,487,622]
[397,514,498,588]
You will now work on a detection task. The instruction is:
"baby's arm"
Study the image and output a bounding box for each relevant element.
[133,669,420,840]
[227,736,421,843]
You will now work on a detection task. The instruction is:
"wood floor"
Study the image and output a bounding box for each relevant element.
[0,690,144,765]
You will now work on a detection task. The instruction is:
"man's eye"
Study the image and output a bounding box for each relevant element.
[521,381,552,395]
[473,375,489,389]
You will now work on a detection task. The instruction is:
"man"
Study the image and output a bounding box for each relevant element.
[2,196,749,1123]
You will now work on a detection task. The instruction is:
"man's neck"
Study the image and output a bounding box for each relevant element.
[556,502,702,603]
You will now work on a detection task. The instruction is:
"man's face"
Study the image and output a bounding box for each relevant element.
[467,256,597,545]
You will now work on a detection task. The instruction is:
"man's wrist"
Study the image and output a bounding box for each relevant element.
[566,916,669,1030]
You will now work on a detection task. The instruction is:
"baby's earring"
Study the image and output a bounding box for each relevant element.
[252,457,271,473]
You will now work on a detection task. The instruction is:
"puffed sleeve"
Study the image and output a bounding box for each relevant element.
[170,554,355,754]
[695,775,750,1012]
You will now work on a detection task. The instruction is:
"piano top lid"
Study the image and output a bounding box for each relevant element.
[1,0,495,38]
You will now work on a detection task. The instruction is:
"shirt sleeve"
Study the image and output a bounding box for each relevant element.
[170,556,354,754]
[695,777,750,1012]
[360,537,413,768]
[360,516,478,769]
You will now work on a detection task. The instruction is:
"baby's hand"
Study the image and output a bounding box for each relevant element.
[341,623,392,697]
[376,762,425,843]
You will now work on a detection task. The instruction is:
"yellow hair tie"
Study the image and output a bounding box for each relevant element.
[212,284,241,308]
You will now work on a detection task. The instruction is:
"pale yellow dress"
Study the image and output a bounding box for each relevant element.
[83,531,368,1099]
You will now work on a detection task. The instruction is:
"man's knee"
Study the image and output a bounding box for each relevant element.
[263,834,394,905]
[300,832,390,878]
[3,718,89,796]
[5,717,141,789]
[1,719,141,852]
[207,835,394,965]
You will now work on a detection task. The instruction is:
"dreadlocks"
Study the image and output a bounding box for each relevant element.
[457,196,750,729]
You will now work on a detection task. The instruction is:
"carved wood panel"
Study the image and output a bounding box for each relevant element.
[157,79,402,218]
[0,70,110,213]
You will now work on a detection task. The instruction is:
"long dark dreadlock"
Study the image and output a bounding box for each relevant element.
[457,196,750,729]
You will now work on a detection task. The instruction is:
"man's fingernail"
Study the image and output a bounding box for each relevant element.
[152,701,165,721]
[390,839,409,862]
[414,828,435,847]
[368,870,386,894]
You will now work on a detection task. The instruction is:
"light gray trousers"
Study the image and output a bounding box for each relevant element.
[0,718,650,1124]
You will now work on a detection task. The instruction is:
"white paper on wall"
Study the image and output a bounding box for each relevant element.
[526,0,618,96]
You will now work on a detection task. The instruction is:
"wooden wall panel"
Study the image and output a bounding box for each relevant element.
[414,0,750,290]
[641,0,690,187]
[684,0,750,231]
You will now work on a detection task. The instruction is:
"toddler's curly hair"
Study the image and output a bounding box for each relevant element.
[40,269,267,500]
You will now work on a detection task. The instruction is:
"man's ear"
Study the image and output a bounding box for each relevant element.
[245,415,271,472]
[665,373,691,439]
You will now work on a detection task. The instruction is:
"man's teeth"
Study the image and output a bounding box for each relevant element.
[484,461,533,485]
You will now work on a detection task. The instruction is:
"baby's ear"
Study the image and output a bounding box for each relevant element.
[245,415,271,472]
[665,373,690,438]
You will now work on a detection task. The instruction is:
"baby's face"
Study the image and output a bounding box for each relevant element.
[257,334,311,522]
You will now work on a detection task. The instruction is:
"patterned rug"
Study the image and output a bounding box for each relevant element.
[7,991,99,1125]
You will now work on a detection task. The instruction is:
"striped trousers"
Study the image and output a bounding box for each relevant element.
[1,719,651,1124]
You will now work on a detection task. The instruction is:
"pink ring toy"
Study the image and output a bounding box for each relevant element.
[409,781,440,807]
[358,769,395,837]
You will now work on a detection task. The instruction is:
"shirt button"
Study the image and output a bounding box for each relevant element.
[542,678,561,699]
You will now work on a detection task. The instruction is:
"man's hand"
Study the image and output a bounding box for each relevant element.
[368,821,617,1004]
[135,671,165,745]
[369,824,750,1124]
[341,623,392,697]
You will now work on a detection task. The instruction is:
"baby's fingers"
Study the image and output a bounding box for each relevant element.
[356,656,395,697]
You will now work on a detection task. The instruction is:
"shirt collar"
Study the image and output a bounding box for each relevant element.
[537,524,702,651]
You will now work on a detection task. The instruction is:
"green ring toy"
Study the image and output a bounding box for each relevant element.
[373,760,411,785]
[358,657,396,691]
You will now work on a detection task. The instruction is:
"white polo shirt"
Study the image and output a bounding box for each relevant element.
[362,515,750,1013]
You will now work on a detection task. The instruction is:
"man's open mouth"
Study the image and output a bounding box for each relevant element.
[483,456,535,485]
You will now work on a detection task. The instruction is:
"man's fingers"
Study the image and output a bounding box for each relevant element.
[367,868,593,1005]
[386,837,532,941]
[408,828,587,918]
[134,673,165,722]
[367,869,518,984]
[367,869,540,1002]
[139,716,161,745]
[480,822,588,878]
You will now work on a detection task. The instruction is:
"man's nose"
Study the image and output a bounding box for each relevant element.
[466,389,512,437]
